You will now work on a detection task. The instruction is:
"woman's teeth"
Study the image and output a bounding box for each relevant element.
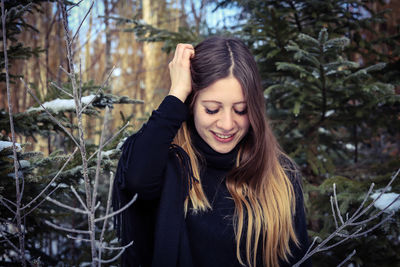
[215,133,233,139]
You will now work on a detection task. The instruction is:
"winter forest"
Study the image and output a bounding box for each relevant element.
[0,0,399,266]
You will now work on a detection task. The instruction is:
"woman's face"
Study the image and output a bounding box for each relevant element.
[193,76,250,154]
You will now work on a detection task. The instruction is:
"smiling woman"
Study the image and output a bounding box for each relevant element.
[113,36,312,267]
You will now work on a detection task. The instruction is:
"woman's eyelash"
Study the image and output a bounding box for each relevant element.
[235,109,247,115]
[205,108,218,114]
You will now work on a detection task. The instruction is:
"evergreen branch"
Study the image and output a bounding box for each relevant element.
[323,37,350,51]
[93,194,137,223]
[21,147,79,211]
[46,196,89,214]
[297,33,319,47]
[22,79,81,148]
[44,220,91,234]
[70,186,89,212]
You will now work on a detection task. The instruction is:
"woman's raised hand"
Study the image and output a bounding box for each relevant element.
[168,43,195,103]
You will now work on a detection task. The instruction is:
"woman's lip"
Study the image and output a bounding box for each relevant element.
[211,131,235,143]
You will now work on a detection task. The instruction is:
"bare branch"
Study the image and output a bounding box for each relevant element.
[71,186,89,212]
[45,220,90,234]
[0,197,16,215]
[94,194,137,223]
[330,196,338,229]
[46,196,89,215]
[94,241,133,264]
[72,0,95,43]
[67,234,91,243]
[98,172,115,263]
[337,250,356,267]
[101,241,134,250]
[333,183,344,225]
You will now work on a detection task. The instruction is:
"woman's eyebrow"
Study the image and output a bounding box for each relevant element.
[201,100,246,105]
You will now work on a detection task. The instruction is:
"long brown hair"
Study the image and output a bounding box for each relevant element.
[173,36,299,267]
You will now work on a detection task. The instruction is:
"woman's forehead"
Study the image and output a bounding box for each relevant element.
[195,77,246,104]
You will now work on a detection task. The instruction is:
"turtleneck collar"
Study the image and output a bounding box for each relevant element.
[190,125,239,171]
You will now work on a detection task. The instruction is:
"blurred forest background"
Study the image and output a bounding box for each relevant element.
[1,0,399,266]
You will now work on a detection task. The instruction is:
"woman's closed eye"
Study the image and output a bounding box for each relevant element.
[234,108,247,115]
[205,108,219,114]
[205,108,247,115]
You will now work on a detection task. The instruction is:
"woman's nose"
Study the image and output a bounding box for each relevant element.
[216,111,234,132]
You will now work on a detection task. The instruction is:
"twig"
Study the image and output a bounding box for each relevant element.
[101,241,134,250]
[46,196,89,214]
[50,81,73,98]
[67,234,92,243]
[45,220,91,234]
[72,0,95,43]
[0,195,17,207]
[333,183,344,225]
[94,241,133,264]
[0,197,16,215]
[337,250,356,267]
[98,172,115,264]
[71,185,89,212]
[2,1,26,265]
[94,194,137,223]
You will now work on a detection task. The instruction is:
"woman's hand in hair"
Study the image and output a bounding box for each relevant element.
[168,43,195,103]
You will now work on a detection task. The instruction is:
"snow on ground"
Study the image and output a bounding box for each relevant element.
[370,192,400,213]
[0,141,21,152]
[27,95,96,113]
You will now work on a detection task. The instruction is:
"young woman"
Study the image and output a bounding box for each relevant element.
[113,37,311,267]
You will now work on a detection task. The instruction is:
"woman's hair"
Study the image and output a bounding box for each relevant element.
[173,36,299,267]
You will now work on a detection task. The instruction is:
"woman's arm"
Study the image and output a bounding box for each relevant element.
[116,43,195,200]
[118,95,189,199]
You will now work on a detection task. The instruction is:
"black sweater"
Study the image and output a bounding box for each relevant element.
[113,95,312,267]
